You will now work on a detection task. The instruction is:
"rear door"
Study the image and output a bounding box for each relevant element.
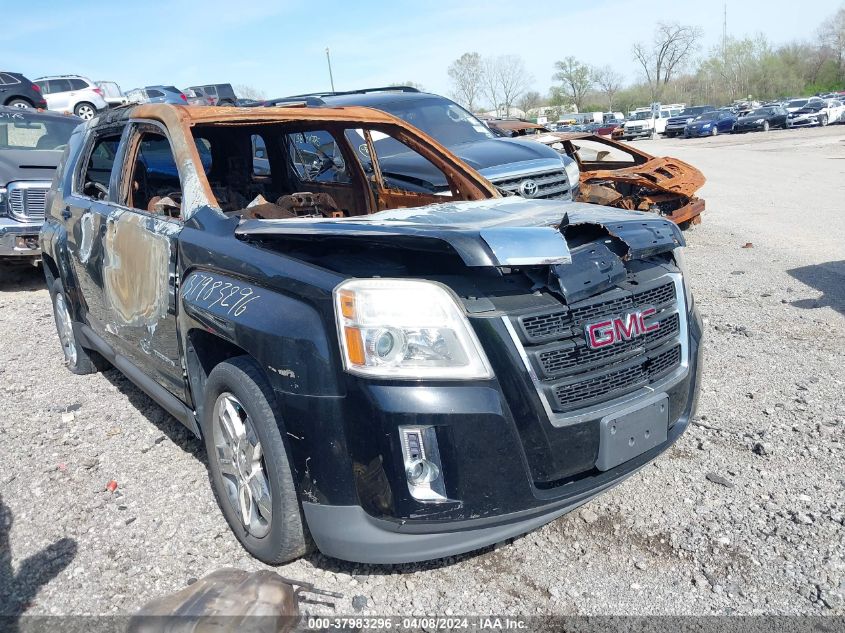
[47,79,72,111]
[97,119,186,397]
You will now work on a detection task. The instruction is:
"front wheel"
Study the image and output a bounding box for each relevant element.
[820,114,828,127]
[762,121,770,132]
[73,102,97,120]
[710,127,719,136]
[203,356,310,564]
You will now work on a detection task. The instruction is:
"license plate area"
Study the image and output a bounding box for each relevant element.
[596,395,669,471]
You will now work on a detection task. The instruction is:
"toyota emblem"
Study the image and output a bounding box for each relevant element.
[518,179,539,198]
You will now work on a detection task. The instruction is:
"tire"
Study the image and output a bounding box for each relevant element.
[202,356,310,564]
[710,126,719,136]
[49,279,110,375]
[820,114,828,127]
[73,102,97,120]
[6,98,32,109]
[762,121,770,132]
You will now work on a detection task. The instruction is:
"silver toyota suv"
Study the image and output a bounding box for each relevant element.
[33,75,108,120]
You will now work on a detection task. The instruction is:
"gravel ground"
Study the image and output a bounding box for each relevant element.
[0,125,843,618]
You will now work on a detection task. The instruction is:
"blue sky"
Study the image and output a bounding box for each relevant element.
[1,0,841,100]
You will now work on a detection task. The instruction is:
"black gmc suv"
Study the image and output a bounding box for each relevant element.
[41,103,702,564]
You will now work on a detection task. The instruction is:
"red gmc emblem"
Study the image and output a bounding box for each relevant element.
[584,308,659,349]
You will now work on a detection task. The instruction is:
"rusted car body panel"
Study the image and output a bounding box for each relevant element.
[487,122,706,225]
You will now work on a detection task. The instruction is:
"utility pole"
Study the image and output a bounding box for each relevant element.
[325,47,336,92]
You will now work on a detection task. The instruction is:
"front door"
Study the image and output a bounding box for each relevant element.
[97,120,186,398]
[63,123,127,336]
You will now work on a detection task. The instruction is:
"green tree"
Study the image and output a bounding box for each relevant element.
[552,56,593,111]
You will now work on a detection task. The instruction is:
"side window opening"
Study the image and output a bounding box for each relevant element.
[284,130,350,185]
[127,131,183,219]
[348,127,457,201]
[80,131,123,199]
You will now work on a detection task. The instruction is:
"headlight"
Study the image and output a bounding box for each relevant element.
[564,158,580,187]
[673,247,694,309]
[701,123,711,128]
[334,278,493,380]
[754,119,765,123]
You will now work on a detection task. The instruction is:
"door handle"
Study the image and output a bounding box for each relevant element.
[61,207,71,221]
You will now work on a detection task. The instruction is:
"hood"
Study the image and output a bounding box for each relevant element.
[235,196,683,269]
[379,137,566,190]
[0,149,63,185]
[794,105,823,115]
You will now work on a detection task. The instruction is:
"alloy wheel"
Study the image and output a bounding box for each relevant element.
[54,293,77,367]
[212,392,272,538]
[76,104,95,120]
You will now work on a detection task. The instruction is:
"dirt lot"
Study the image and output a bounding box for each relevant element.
[1,125,843,618]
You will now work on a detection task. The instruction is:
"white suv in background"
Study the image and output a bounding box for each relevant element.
[33,75,108,120]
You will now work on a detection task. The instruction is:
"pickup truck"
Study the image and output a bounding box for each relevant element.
[0,107,78,261]
[41,104,702,565]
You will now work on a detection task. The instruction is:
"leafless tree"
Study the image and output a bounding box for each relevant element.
[593,65,623,111]
[633,23,703,101]
[492,55,532,116]
[234,84,267,101]
[517,90,543,114]
[481,56,502,115]
[448,52,484,111]
[552,56,593,112]
[819,6,845,76]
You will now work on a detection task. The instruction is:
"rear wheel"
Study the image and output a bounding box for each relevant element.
[203,356,310,564]
[49,279,110,374]
[6,98,31,109]
[74,102,97,120]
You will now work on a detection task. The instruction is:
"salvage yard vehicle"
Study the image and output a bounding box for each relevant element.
[95,81,128,108]
[684,110,737,137]
[0,71,48,109]
[41,103,702,565]
[125,86,190,105]
[0,107,78,262]
[787,99,841,127]
[260,87,581,201]
[187,83,237,106]
[732,105,789,133]
[485,120,706,226]
[663,106,714,138]
[621,105,684,140]
[34,75,108,120]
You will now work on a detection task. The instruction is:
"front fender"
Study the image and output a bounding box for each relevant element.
[179,269,342,398]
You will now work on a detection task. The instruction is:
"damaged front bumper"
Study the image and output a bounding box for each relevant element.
[300,304,703,564]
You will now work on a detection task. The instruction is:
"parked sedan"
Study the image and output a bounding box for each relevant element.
[684,110,737,137]
[787,100,832,127]
[732,106,789,133]
[125,85,189,105]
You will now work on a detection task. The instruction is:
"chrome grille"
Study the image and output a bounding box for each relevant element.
[489,168,571,200]
[507,272,687,418]
[7,181,50,222]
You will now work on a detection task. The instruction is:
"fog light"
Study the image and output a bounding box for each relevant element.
[15,236,38,250]
[406,459,439,485]
[400,426,447,502]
